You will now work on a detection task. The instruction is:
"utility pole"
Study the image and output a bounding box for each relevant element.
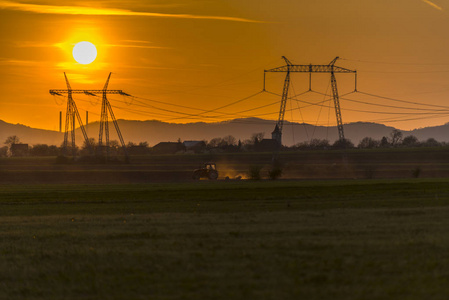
[264,56,357,145]
[50,73,130,160]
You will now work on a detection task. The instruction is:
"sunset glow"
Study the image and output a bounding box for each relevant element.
[1,0,449,132]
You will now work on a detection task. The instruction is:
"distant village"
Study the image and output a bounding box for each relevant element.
[2,129,448,157]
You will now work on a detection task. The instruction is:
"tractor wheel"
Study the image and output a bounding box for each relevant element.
[208,170,218,180]
[192,171,201,180]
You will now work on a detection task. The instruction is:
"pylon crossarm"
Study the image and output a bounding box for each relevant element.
[49,89,124,95]
[265,65,356,73]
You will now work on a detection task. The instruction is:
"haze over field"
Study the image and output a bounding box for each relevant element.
[3,118,449,147]
[2,0,449,134]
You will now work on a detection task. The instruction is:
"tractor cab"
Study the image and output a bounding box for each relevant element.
[205,163,216,170]
[192,162,218,180]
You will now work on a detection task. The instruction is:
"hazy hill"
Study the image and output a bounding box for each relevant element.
[0,120,63,146]
[78,119,400,147]
[1,118,449,147]
[80,119,401,146]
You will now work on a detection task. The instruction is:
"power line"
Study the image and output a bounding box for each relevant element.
[289,83,309,140]
[311,78,331,140]
[338,95,449,112]
[341,58,449,66]
[356,91,449,110]
[165,90,265,121]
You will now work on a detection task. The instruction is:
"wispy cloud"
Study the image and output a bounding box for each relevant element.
[106,44,170,49]
[0,58,44,66]
[121,40,157,44]
[77,1,187,9]
[421,0,443,11]
[0,0,261,23]
[106,40,170,49]
[14,41,52,48]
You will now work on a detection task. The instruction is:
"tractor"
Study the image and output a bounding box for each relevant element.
[192,162,218,180]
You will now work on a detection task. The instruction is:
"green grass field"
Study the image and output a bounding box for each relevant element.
[2,179,449,299]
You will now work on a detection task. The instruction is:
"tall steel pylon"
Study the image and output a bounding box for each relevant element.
[50,72,130,160]
[98,72,128,159]
[50,73,92,158]
[264,56,357,145]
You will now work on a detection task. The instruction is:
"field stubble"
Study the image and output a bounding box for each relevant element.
[1,180,449,299]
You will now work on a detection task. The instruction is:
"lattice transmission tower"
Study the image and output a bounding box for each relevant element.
[264,56,357,145]
[50,72,130,160]
[97,72,129,159]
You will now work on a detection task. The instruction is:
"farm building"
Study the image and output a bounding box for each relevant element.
[152,142,186,154]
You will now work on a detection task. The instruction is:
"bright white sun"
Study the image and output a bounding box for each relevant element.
[72,41,97,65]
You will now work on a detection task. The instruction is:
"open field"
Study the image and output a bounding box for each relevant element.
[1,179,449,299]
[2,147,449,184]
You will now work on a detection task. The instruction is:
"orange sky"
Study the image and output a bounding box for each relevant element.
[2,0,449,132]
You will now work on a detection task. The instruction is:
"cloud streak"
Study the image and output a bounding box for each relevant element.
[106,41,170,49]
[0,58,44,66]
[421,0,443,11]
[106,44,170,49]
[0,0,261,23]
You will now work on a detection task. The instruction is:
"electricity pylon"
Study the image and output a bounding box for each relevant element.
[49,73,92,158]
[50,72,130,160]
[264,56,357,145]
[97,72,128,159]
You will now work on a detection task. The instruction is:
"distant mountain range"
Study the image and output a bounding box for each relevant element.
[1,118,449,147]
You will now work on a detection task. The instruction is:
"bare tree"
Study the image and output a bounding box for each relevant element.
[380,136,389,148]
[82,138,96,150]
[358,137,379,149]
[208,138,223,148]
[222,135,237,146]
[390,129,403,146]
[4,135,20,147]
[250,132,265,144]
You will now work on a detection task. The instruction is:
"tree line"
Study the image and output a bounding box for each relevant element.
[293,130,444,150]
[2,129,448,157]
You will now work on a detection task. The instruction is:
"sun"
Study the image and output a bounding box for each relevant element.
[72,41,97,65]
